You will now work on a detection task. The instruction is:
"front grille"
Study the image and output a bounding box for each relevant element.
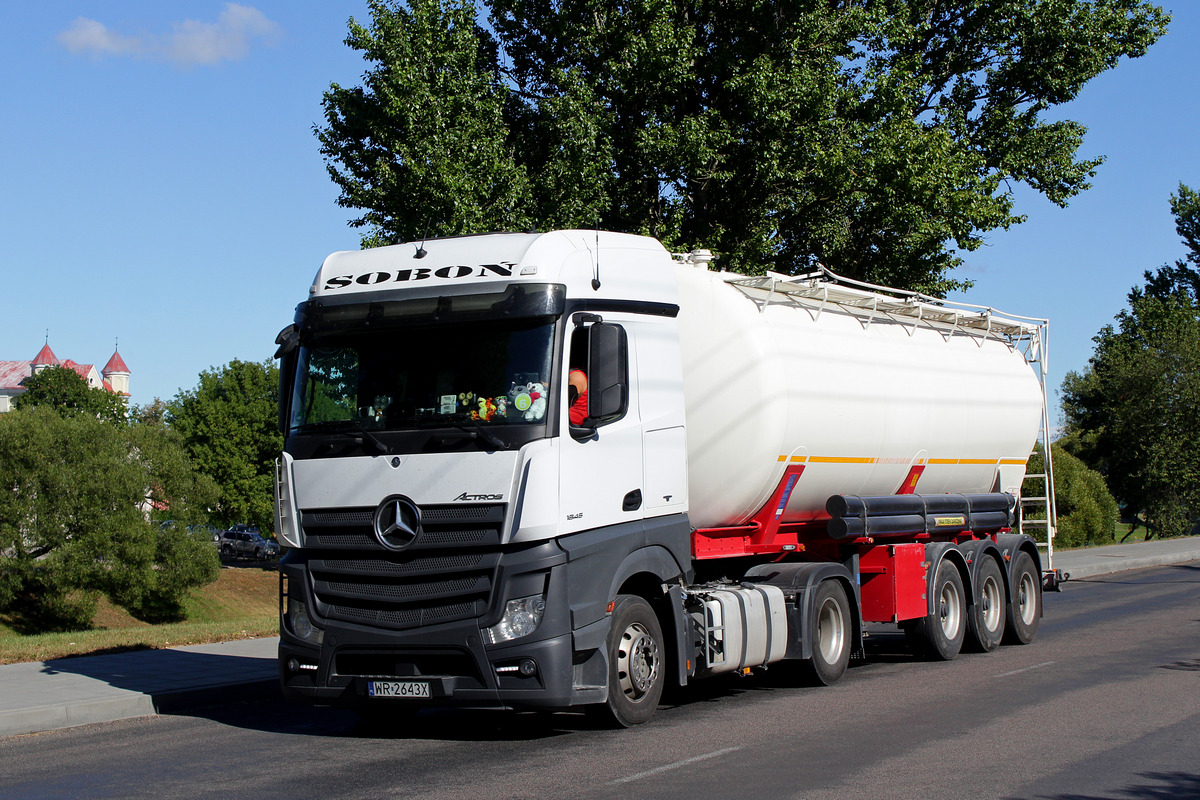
[302,505,504,551]
[301,503,505,632]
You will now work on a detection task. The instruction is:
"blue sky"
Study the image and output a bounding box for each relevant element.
[3,3,1198,419]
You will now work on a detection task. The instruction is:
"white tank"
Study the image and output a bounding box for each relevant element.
[673,264,1044,529]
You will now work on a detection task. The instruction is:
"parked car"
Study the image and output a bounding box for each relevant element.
[188,523,221,542]
[217,526,280,560]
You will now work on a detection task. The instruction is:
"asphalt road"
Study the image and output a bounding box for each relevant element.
[3,562,1198,800]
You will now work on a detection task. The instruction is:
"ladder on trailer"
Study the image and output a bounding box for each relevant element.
[1017,321,1064,590]
[704,262,1063,587]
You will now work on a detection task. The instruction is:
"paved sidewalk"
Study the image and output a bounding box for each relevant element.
[1046,535,1200,579]
[0,637,278,738]
[2,537,1197,739]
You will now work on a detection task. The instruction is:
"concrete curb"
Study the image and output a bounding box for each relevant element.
[1055,549,1200,580]
[1,695,157,738]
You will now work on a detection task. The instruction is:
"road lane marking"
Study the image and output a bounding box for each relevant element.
[610,746,743,785]
[994,661,1056,678]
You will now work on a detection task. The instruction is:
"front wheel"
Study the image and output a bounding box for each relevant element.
[805,580,851,685]
[601,595,665,727]
[1004,551,1041,645]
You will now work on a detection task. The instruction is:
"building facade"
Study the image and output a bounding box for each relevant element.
[0,343,130,413]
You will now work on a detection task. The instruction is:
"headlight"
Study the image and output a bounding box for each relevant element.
[483,594,547,644]
[287,598,323,645]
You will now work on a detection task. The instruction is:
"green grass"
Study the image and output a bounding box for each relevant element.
[0,566,279,665]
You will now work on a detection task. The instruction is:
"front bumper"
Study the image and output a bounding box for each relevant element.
[278,540,610,711]
[279,623,601,710]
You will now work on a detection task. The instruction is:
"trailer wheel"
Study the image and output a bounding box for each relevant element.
[1003,551,1041,645]
[602,595,665,727]
[806,580,851,686]
[966,556,1004,653]
[908,559,965,660]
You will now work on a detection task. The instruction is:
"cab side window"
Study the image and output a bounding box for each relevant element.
[568,319,628,429]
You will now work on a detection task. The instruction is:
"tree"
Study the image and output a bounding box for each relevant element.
[13,365,127,424]
[1062,184,1200,539]
[318,0,1167,293]
[167,360,282,532]
[1024,442,1119,548]
[0,407,219,631]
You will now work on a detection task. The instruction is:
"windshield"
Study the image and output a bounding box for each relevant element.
[290,316,556,435]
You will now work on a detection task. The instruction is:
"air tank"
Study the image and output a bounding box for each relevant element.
[673,263,1044,530]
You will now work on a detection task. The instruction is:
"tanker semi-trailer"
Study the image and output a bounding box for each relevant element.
[273,230,1053,726]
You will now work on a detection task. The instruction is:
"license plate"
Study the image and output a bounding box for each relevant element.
[367,680,431,699]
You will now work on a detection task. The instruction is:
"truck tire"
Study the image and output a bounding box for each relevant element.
[1003,551,1041,645]
[602,595,665,727]
[907,559,965,661]
[966,556,1004,653]
[805,580,851,686]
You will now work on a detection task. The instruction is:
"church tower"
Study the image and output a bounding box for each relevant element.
[102,347,131,397]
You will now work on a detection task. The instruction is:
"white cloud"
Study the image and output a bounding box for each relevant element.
[57,4,281,67]
[58,17,148,58]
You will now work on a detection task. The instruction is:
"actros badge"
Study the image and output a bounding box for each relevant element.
[372,495,422,551]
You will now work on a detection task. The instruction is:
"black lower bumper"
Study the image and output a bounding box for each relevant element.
[279,622,603,710]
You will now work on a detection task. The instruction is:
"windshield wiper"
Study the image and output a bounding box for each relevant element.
[299,418,391,455]
[447,419,508,450]
[349,418,392,454]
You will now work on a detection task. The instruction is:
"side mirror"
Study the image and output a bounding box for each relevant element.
[275,325,299,434]
[274,324,299,358]
[586,322,627,423]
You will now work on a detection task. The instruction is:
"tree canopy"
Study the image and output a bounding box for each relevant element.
[1062,183,1200,539]
[318,0,1167,293]
[1025,442,1119,548]
[167,360,282,532]
[13,365,127,424]
[0,407,219,631]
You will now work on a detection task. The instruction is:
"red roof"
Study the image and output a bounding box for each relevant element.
[1,344,128,395]
[31,343,58,367]
[103,349,130,375]
[0,361,31,391]
[59,359,96,382]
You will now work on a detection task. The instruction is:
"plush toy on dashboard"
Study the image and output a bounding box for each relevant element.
[508,383,531,415]
[495,396,508,419]
[524,382,547,422]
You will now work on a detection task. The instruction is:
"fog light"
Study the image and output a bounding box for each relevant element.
[287,657,300,673]
[483,594,547,644]
[518,658,538,677]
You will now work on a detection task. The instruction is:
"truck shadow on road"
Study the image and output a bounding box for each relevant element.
[38,648,276,699]
[1011,770,1200,800]
[171,644,920,743]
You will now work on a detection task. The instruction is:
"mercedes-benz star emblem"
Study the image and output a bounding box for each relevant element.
[372,495,421,551]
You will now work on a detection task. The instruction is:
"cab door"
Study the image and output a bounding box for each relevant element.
[558,313,645,534]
